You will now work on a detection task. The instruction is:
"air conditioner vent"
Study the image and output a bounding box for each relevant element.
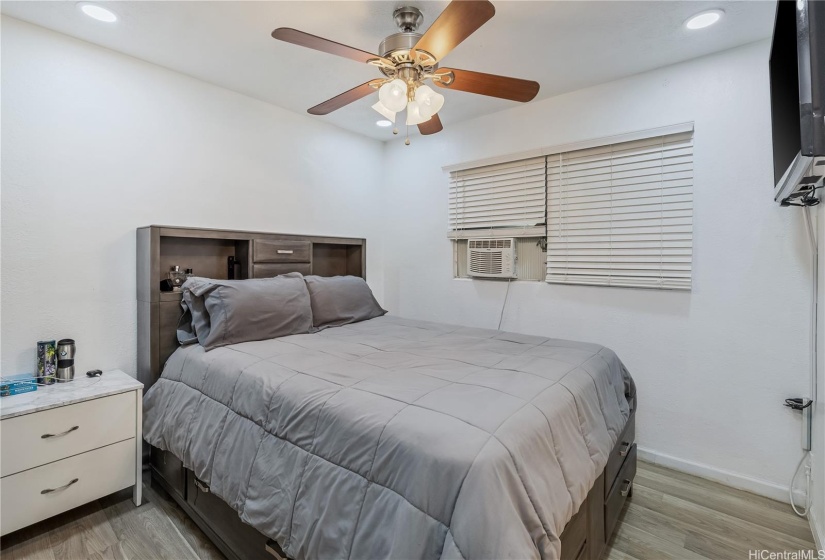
[468,238,513,250]
[467,238,516,279]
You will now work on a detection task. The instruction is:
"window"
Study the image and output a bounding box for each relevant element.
[546,131,693,290]
[448,156,546,239]
[445,124,694,290]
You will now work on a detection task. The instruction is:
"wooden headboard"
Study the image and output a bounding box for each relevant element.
[136,225,366,389]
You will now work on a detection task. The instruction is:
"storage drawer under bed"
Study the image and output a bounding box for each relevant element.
[186,471,274,560]
[151,446,186,501]
[605,409,636,498]
[560,501,588,560]
[605,443,637,539]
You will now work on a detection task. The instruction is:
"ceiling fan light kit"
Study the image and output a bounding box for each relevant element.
[371,101,397,123]
[378,79,408,113]
[414,85,444,119]
[272,0,540,142]
[405,100,428,126]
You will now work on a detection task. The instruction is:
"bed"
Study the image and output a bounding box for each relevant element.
[137,226,637,560]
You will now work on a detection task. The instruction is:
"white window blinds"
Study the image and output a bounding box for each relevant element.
[546,130,693,290]
[448,156,546,239]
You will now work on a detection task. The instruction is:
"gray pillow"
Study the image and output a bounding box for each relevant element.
[179,273,312,350]
[303,275,386,330]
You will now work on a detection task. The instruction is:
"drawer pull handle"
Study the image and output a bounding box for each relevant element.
[41,426,79,439]
[620,479,633,497]
[194,478,210,493]
[276,249,294,254]
[41,478,79,495]
[619,442,630,457]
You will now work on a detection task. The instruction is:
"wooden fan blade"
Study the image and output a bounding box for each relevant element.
[413,1,494,62]
[433,68,540,102]
[418,114,443,135]
[272,28,391,66]
[308,82,375,115]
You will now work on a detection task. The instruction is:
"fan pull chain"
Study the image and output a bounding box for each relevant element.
[405,124,410,145]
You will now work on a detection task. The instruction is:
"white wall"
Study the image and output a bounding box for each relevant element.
[380,40,815,500]
[0,17,386,377]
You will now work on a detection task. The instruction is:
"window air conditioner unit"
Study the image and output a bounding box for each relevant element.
[467,238,517,279]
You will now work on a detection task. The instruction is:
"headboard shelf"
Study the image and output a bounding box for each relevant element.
[137,225,366,389]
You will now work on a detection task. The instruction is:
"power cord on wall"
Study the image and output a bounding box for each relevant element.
[790,454,812,517]
[497,278,512,330]
[789,204,819,517]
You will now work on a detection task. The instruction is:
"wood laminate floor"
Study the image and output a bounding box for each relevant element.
[1,461,817,560]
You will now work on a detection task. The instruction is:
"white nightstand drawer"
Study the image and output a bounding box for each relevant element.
[1,392,136,477]
[0,438,135,536]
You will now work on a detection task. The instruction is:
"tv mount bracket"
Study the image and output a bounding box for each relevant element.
[781,164,824,207]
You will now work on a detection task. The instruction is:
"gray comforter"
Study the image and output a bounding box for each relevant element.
[143,316,633,560]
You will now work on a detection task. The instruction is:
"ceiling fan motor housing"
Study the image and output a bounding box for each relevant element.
[393,6,423,32]
[378,32,438,76]
[378,6,438,77]
[381,6,424,57]
[379,32,421,59]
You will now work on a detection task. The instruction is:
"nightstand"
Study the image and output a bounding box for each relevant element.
[0,370,143,536]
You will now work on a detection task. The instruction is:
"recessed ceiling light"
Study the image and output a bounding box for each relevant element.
[78,3,118,23]
[376,120,393,128]
[685,9,724,30]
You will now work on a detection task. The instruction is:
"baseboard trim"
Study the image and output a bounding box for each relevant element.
[811,509,824,552]
[637,447,796,504]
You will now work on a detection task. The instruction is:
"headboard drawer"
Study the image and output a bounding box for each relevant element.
[253,240,311,263]
[253,263,312,278]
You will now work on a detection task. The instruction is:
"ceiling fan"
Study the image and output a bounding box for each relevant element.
[271,0,540,139]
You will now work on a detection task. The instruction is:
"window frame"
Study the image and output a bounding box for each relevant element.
[444,123,695,290]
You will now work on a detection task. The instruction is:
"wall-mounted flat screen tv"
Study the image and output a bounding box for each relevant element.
[770,0,824,202]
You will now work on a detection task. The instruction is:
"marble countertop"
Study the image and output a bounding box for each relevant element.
[0,370,143,420]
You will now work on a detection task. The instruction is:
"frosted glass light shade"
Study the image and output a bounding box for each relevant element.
[414,85,445,119]
[372,101,396,123]
[405,100,431,126]
[379,79,408,112]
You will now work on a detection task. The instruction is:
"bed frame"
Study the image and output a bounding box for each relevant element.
[136,225,636,560]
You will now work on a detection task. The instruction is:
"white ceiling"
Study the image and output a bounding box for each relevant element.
[1,1,776,141]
